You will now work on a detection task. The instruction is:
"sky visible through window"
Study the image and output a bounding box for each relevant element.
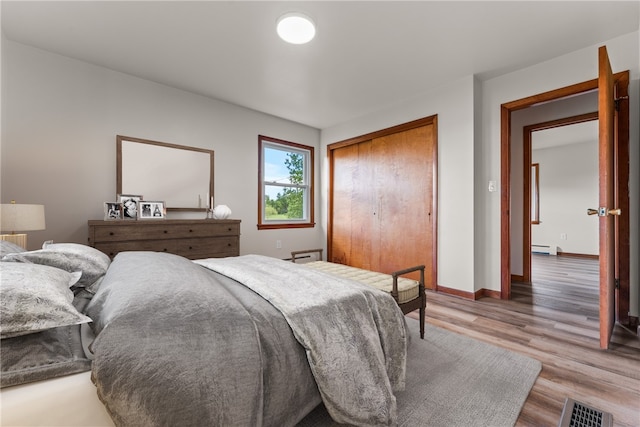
[264,147,292,199]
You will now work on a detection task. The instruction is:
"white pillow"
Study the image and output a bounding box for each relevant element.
[0,263,92,339]
[3,242,111,290]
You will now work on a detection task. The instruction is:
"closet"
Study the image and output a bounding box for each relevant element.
[328,116,437,289]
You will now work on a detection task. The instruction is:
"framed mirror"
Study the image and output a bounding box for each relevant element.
[117,136,214,211]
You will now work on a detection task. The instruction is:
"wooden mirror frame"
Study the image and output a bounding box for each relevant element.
[116,135,214,212]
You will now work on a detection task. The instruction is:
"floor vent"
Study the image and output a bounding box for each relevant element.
[558,398,613,427]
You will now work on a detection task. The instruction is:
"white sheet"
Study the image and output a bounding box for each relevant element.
[1,372,114,426]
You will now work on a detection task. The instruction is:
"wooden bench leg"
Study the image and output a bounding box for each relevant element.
[419,304,425,339]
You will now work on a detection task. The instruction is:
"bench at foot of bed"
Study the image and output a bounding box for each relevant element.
[291,249,426,339]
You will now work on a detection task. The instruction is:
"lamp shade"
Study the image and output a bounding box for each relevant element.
[0,204,46,232]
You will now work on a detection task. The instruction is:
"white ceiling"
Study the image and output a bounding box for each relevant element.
[2,1,638,129]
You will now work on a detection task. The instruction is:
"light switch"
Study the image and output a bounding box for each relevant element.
[488,181,497,192]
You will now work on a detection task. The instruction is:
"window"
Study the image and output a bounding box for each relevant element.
[258,135,314,229]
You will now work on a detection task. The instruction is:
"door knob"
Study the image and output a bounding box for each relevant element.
[587,207,622,216]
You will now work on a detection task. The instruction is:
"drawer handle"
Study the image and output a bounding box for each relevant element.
[109,232,114,236]
[189,246,193,250]
[163,230,168,234]
[189,229,193,232]
[163,248,168,252]
[228,227,232,231]
[227,243,231,247]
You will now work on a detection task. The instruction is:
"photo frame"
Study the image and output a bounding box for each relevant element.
[117,194,143,219]
[138,201,165,219]
[104,202,122,220]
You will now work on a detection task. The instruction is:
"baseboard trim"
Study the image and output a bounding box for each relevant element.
[511,274,524,283]
[475,288,501,300]
[436,285,475,300]
[557,252,599,260]
[436,286,501,300]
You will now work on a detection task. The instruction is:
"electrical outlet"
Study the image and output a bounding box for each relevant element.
[560,233,567,240]
[276,240,282,249]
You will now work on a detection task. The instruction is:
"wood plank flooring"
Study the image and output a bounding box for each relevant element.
[407,254,640,427]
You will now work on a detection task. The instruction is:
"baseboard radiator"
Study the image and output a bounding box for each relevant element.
[558,398,612,427]
[532,244,557,255]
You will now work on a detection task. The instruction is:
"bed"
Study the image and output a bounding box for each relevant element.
[1,242,409,427]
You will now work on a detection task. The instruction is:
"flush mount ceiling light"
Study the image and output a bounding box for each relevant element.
[276,12,316,44]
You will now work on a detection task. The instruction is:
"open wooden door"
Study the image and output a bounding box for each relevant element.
[596,45,619,350]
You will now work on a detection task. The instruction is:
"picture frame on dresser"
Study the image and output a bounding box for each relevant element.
[104,202,122,220]
[138,201,165,219]
[117,194,143,219]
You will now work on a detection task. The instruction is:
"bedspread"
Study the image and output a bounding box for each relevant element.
[86,252,320,427]
[196,254,408,426]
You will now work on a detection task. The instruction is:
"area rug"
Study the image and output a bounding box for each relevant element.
[298,317,542,427]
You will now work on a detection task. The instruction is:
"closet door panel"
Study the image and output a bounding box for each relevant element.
[372,126,433,281]
[331,141,374,267]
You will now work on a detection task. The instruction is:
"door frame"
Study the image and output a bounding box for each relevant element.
[522,111,599,283]
[500,71,630,326]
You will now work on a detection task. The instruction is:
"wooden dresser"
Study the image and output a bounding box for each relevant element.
[87,219,240,259]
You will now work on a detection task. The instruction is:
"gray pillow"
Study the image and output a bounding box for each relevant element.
[0,240,26,257]
[0,263,92,339]
[3,243,111,289]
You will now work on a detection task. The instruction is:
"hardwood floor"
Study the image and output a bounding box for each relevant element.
[408,254,640,427]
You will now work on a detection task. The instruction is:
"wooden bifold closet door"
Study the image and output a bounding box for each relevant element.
[328,116,437,288]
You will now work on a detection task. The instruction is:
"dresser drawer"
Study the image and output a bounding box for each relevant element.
[179,223,240,238]
[175,237,239,259]
[91,222,240,242]
[92,224,188,242]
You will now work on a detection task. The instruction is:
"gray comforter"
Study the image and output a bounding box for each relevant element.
[86,252,407,427]
[197,255,407,426]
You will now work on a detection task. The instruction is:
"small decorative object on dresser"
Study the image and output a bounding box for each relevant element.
[87,219,240,259]
[212,204,232,219]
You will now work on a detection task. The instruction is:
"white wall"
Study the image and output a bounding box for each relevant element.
[1,39,323,257]
[532,141,599,255]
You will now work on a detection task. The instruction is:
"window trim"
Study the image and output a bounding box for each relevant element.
[258,135,315,230]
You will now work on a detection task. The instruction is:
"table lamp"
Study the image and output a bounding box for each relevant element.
[0,201,46,249]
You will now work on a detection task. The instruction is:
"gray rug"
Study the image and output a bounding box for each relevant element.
[298,317,542,427]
